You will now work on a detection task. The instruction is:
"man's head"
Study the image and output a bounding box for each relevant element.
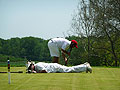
[71,40,78,48]
[27,61,35,73]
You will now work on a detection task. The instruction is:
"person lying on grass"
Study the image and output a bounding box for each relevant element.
[27,61,92,73]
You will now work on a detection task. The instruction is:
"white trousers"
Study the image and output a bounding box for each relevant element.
[48,40,60,57]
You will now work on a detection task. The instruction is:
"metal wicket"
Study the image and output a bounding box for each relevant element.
[8,58,11,84]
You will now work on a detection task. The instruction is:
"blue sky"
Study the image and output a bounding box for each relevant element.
[0,0,78,40]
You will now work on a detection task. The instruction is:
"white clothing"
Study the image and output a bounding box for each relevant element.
[48,38,71,57]
[35,62,87,73]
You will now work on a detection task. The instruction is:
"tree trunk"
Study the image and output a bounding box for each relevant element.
[88,36,90,63]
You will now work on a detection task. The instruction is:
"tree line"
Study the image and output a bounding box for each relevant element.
[0,35,120,66]
[0,37,50,62]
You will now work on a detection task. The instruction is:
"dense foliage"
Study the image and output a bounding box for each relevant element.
[0,36,120,66]
[0,37,51,62]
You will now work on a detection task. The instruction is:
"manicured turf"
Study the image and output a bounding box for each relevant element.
[0,67,120,90]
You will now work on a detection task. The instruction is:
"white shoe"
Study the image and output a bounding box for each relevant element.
[85,62,92,73]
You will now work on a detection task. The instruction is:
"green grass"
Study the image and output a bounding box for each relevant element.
[0,67,120,90]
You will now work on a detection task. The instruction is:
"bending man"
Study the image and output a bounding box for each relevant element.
[48,38,78,65]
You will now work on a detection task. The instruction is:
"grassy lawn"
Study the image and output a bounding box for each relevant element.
[0,67,120,90]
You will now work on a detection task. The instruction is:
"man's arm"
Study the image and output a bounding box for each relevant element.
[38,70,47,73]
[61,49,71,65]
[61,45,72,65]
[61,49,70,56]
[62,52,68,65]
[62,51,67,61]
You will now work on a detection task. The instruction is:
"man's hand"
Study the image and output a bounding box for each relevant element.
[65,57,67,62]
[65,57,68,66]
[32,71,36,73]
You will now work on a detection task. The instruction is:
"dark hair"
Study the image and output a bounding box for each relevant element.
[28,64,33,73]
[28,63,35,73]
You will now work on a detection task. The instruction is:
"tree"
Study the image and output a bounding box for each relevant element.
[70,0,95,63]
[70,0,120,66]
[90,0,120,66]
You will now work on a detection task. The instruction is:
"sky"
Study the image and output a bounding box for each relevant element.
[0,0,78,40]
